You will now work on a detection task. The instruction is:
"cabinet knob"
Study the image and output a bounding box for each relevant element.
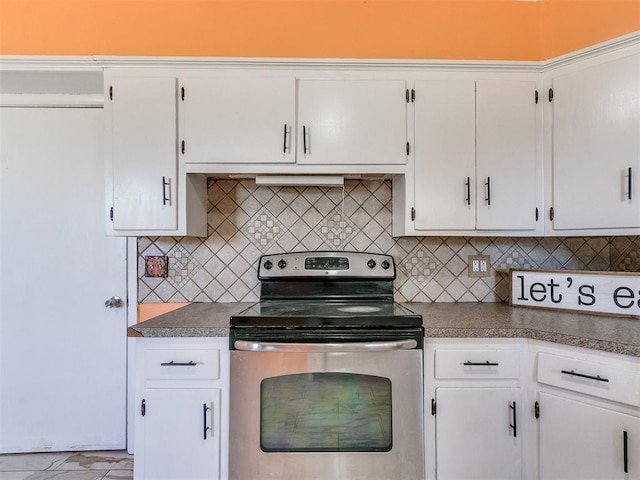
[105,296,123,309]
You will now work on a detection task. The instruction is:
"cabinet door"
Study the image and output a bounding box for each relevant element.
[539,392,640,480]
[551,54,640,230]
[138,388,221,480]
[110,76,178,231]
[436,387,522,480]
[297,79,407,165]
[414,80,476,230]
[476,79,538,231]
[181,76,296,164]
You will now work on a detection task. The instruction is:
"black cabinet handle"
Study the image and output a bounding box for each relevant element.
[283,124,288,154]
[465,177,471,205]
[509,401,517,437]
[141,398,146,417]
[629,167,633,200]
[303,125,307,154]
[162,176,170,205]
[485,177,491,206]
[464,361,499,366]
[624,430,629,473]
[203,403,211,440]
[160,360,196,367]
[561,369,609,383]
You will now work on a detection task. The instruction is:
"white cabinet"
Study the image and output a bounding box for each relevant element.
[296,79,408,165]
[435,387,522,480]
[549,52,640,233]
[105,74,207,236]
[425,340,525,480]
[140,388,221,480]
[533,342,640,480]
[181,75,296,164]
[539,392,640,480]
[397,77,541,236]
[134,338,229,480]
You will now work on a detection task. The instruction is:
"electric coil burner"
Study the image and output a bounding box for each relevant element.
[229,251,425,480]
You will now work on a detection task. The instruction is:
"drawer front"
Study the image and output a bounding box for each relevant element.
[537,352,640,407]
[435,349,520,380]
[144,348,220,381]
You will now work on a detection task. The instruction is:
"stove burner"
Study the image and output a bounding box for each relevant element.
[337,306,382,313]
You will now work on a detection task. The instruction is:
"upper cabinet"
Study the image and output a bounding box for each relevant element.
[181,75,296,164]
[181,74,408,173]
[296,79,408,165]
[547,52,640,235]
[395,76,541,236]
[105,73,207,237]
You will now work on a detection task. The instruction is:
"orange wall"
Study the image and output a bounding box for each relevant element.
[0,1,638,60]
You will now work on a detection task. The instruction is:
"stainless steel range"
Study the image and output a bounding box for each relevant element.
[229,251,425,480]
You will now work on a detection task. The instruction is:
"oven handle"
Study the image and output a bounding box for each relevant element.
[233,339,418,352]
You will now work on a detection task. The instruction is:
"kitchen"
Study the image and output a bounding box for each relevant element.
[1,1,640,479]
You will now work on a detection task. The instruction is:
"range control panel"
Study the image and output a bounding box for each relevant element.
[257,251,396,279]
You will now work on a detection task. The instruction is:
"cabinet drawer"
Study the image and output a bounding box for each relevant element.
[537,352,640,407]
[144,348,220,381]
[435,349,520,380]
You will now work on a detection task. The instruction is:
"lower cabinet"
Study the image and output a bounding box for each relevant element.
[134,338,229,480]
[425,339,525,480]
[139,388,221,480]
[435,387,522,480]
[538,392,640,480]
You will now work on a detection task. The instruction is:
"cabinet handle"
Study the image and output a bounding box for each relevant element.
[160,360,196,367]
[464,361,499,366]
[509,401,517,437]
[485,177,491,206]
[203,403,211,440]
[465,177,471,206]
[162,176,170,206]
[561,369,609,383]
[303,125,308,154]
[624,430,629,473]
[628,167,633,200]
[283,124,288,154]
[141,398,146,417]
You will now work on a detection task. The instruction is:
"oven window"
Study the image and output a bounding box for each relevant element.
[260,372,392,452]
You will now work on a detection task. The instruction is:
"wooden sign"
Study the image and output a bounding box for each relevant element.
[510,269,640,319]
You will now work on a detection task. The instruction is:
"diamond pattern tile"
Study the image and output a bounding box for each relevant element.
[137,180,640,304]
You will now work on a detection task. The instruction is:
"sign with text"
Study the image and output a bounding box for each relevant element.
[510,269,640,319]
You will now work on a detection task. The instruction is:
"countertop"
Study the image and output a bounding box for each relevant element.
[128,302,640,357]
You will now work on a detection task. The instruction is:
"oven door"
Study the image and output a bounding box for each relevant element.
[229,341,424,480]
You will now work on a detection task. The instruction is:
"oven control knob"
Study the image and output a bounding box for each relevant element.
[263,260,273,270]
[381,260,391,270]
[277,259,287,269]
[366,259,377,269]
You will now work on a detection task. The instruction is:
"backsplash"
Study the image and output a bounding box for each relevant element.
[138,179,640,303]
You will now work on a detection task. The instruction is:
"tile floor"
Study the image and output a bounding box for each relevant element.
[0,450,132,480]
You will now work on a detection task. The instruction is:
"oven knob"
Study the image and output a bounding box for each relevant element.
[277,259,287,269]
[366,259,377,269]
[381,260,391,270]
[263,260,273,270]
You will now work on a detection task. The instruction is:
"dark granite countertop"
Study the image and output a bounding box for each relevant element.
[128,302,640,357]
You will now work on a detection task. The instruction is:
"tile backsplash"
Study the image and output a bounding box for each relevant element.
[138,179,640,304]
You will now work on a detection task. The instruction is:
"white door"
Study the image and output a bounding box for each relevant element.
[297,79,408,165]
[539,392,640,480]
[181,76,296,164]
[110,76,178,231]
[138,388,221,480]
[414,79,476,230]
[0,107,127,452]
[551,53,640,230]
[435,387,522,479]
[476,79,538,231]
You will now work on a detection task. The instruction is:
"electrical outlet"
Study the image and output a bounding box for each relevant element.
[468,255,491,278]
